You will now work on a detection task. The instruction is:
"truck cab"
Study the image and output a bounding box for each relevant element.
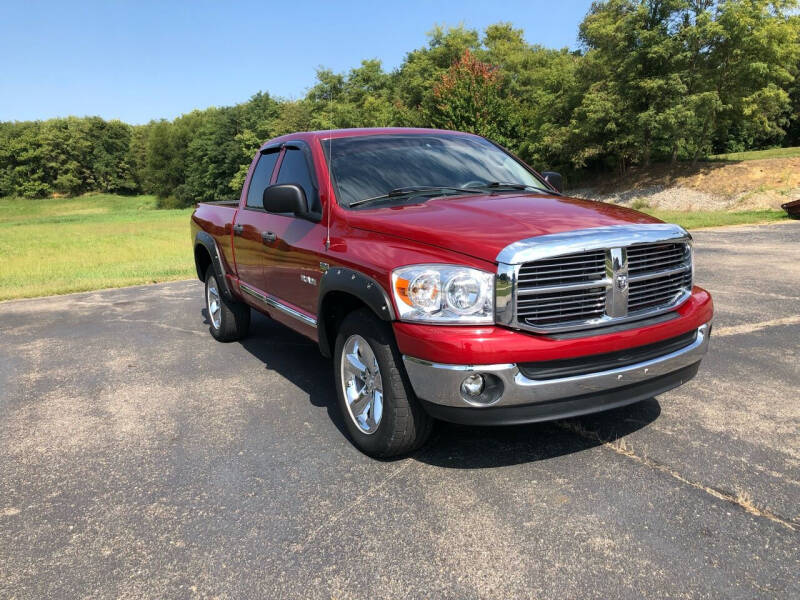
[191,128,713,457]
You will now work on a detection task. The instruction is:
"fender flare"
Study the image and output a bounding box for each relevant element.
[317,267,396,357]
[194,231,234,301]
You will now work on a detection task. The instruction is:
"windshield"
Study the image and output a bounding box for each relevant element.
[322,134,550,208]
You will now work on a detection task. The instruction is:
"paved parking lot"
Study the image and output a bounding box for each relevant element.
[1,221,798,599]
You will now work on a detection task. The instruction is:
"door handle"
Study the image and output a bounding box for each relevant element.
[261,231,277,243]
[232,224,244,235]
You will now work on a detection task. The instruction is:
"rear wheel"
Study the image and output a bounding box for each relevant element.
[205,268,250,342]
[334,309,433,457]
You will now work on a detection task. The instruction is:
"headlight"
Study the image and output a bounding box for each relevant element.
[391,265,494,323]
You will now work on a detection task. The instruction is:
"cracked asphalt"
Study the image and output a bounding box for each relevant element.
[1,221,799,599]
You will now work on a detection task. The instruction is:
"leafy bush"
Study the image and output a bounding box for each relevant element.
[155,195,186,210]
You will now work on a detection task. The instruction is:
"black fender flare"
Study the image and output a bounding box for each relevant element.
[317,267,396,357]
[194,231,234,301]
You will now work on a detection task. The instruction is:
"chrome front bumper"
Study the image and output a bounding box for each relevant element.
[403,323,710,410]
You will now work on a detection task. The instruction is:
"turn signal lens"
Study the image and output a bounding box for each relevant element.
[394,277,413,306]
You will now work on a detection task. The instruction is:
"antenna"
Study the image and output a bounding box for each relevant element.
[325,81,333,250]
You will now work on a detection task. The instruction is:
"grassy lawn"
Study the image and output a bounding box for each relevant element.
[707,146,800,161]
[0,194,792,302]
[0,194,194,301]
[643,208,789,229]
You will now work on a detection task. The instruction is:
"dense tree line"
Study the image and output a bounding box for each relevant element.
[2,0,798,204]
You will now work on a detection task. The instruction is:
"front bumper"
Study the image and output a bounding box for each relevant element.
[403,322,710,425]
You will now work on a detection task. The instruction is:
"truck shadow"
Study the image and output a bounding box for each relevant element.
[412,400,660,469]
[203,309,349,438]
[207,309,662,468]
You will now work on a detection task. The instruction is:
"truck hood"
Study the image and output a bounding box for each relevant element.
[345,193,662,264]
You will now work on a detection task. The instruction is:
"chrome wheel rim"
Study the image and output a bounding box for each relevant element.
[207,278,222,329]
[340,334,383,435]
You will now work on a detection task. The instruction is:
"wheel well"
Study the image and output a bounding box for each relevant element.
[319,291,372,358]
[194,244,212,281]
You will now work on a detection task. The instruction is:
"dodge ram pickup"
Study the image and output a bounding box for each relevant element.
[191,128,713,457]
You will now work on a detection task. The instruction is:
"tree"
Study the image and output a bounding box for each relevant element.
[394,25,481,120]
[481,23,584,169]
[574,0,694,170]
[427,49,519,147]
[707,0,800,155]
[128,124,151,193]
[304,61,395,130]
[144,120,181,199]
[89,119,136,193]
[229,92,284,193]
[0,121,50,198]
[184,108,242,203]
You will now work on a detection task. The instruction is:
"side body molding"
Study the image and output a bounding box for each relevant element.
[194,231,234,301]
[317,267,396,357]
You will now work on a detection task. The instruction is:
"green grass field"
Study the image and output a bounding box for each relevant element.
[707,146,800,161]
[0,194,194,301]
[0,194,791,301]
[644,208,789,229]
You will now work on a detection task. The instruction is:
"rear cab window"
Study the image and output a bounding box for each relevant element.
[245,150,280,209]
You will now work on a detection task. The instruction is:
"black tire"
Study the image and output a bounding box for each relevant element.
[205,268,250,342]
[334,308,433,457]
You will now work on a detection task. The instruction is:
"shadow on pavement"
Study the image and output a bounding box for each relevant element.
[413,399,660,469]
[205,308,662,468]
[203,307,347,438]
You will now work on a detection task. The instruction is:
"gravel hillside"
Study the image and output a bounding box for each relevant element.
[568,157,800,211]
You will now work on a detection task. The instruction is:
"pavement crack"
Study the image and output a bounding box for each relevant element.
[293,460,413,552]
[556,420,797,531]
[109,317,206,336]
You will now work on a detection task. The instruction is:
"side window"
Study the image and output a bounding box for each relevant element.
[276,148,318,212]
[245,150,280,209]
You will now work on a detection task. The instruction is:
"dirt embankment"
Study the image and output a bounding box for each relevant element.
[568,157,800,211]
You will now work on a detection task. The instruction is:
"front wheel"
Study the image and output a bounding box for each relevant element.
[334,309,433,457]
[205,268,250,342]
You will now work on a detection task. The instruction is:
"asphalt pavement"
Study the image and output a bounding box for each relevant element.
[1,221,798,599]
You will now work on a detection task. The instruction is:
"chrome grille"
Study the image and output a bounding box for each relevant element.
[627,242,688,275]
[505,230,693,333]
[628,269,693,312]
[517,286,607,325]
[517,250,606,286]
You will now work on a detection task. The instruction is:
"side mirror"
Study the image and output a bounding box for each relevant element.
[262,184,309,216]
[541,171,563,193]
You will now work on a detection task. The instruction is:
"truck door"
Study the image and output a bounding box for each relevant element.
[260,144,326,319]
[231,149,280,291]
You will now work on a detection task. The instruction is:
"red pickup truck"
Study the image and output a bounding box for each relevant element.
[191,128,713,457]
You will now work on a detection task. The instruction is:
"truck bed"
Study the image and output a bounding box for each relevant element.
[199,200,239,207]
[192,202,238,231]
[191,201,239,280]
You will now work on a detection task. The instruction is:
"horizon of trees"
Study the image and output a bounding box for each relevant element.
[1,0,798,205]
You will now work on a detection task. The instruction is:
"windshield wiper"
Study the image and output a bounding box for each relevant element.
[348,186,482,208]
[481,182,544,191]
[467,181,561,195]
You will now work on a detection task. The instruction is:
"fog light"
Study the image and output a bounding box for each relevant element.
[461,374,485,397]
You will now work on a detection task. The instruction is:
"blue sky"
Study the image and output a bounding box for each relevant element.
[0,0,593,124]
